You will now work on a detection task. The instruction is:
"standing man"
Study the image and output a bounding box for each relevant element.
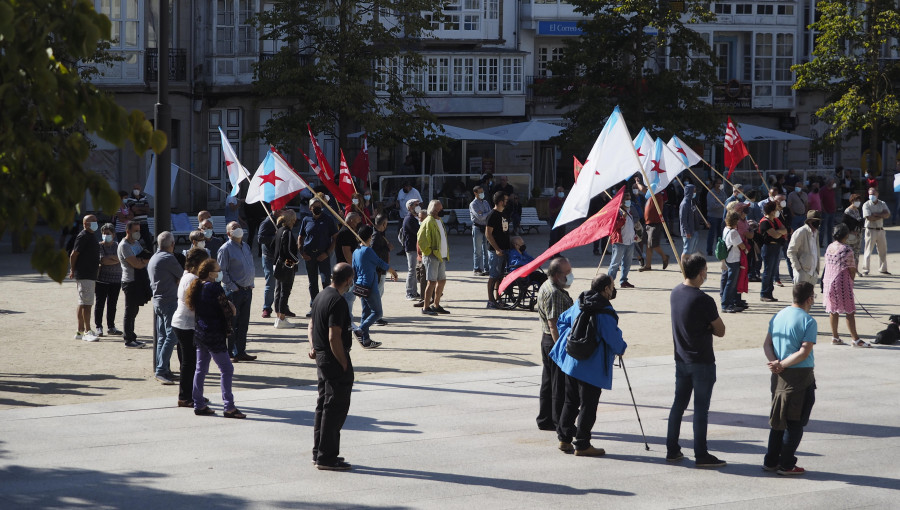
[535,257,573,431]
[126,184,152,248]
[550,275,628,457]
[417,199,450,316]
[118,221,149,348]
[148,232,183,385]
[860,187,891,275]
[640,191,670,271]
[607,190,639,289]
[763,282,817,476]
[722,183,744,215]
[257,214,278,318]
[666,254,727,467]
[68,214,100,341]
[335,213,362,332]
[485,191,510,308]
[397,180,422,252]
[679,183,706,265]
[199,218,224,255]
[469,185,491,276]
[308,262,355,471]
[401,199,422,301]
[299,198,338,311]
[786,211,821,285]
[787,183,809,232]
[706,179,727,255]
[217,221,257,362]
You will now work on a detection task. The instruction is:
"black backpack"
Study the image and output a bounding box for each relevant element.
[566,308,617,360]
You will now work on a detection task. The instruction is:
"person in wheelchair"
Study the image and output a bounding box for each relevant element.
[497,237,547,310]
[508,236,548,286]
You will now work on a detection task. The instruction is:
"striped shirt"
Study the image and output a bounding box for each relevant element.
[536,279,573,335]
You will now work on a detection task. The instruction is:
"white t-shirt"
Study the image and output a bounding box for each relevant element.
[397,188,423,218]
[723,227,743,264]
[437,220,449,259]
[172,272,198,330]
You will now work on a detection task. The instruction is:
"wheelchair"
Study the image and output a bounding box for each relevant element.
[498,267,547,311]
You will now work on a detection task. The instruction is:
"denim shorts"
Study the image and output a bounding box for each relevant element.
[488,251,507,279]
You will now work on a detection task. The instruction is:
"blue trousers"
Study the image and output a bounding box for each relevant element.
[760,244,781,298]
[667,361,717,457]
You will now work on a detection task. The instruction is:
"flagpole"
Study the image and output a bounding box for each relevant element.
[594,239,611,277]
[674,175,711,229]
[701,158,736,188]
[684,166,726,207]
[746,154,770,194]
[637,167,685,276]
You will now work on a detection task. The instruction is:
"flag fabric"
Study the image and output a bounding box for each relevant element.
[338,150,356,200]
[500,187,626,295]
[144,155,179,196]
[668,135,702,168]
[573,156,584,182]
[300,147,353,206]
[633,128,655,175]
[553,106,643,228]
[894,172,900,193]
[724,117,749,178]
[218,127,249,196]
[307,124,335,182]
[645,138,668,197]
[349,135,370,183]
[246,148,309,211]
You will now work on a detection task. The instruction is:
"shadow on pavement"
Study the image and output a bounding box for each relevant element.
[0,373,143,407]
[232,406,421,435]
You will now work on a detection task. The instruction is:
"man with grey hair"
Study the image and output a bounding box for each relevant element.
[68,214,100,341]
[148,231,184,384]
[417,199,449,315]
[218,221,257,362]
[401,198,422,300]
[535,256,573,431]
[200,218,223,255]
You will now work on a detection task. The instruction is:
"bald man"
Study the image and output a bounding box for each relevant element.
[69,214,100,341]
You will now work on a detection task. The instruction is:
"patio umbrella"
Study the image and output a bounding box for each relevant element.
[476,120,565,142]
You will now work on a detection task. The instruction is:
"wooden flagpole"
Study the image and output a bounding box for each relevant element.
[637,167,685,276]
[674,175,711,229]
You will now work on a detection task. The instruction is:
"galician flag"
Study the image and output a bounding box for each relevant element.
[633,128,655,175]
[668,135,702,168]
[245,148,308,211]
[553,106,643,228]
[645,138,694,197]
[218,126,249,196]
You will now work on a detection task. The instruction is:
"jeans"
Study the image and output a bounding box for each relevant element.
[607,243,634,284]
[765,383,815,469]
[274,269,296,314]
[791,214,806,232]
[488,250,507,279]
[226,287,252,357]
[261,251,275,312]
[760,244,780,298]
[706,217,724,253]
[472,227,489,272]
[820,212,835,247]
[121,281,142,343]
[682,234,700,256]
[344,285,357,327]
[313,354,354,465]
[780,242,794,281]
[94,281,121,329]
[153,300,178,376]
[405,251,418,298]
[360,285,384,334]
[305,255,332,306]
[720,260,741,308]
[377,274,386,297]
[557,374,602,450]
[174,327,196,403]
[666,361,717,457]
[537,333,565,430]
[192,345,235,412]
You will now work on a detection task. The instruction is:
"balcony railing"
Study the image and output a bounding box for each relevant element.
[145,48,188,82]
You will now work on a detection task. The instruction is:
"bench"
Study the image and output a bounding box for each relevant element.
[519,207,547,234]
[447,209,473,235]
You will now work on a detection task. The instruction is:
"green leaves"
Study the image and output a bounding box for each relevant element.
[0,0,165,282]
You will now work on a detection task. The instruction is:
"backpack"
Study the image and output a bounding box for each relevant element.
[714,235,729,261]
[566,308,617,361]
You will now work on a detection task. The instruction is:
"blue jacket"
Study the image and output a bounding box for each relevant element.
[550,291,627,390]
[353,245,390,288]
[508,248,534,270]
[679,183,698,237]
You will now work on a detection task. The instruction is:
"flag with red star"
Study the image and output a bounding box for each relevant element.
[667,135,702,168]
[245,148,308,210]
[218,127,249,196]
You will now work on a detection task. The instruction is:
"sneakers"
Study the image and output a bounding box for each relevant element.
[486,301,499,309]
[695,454,727,468]
[473,270,482,276]
[430,305,450,314]
[574,446,606,457]
[353,330,364,340]
[760,296,778,302]
[666,451,685,462]
[762,464,779,472]
[413,300,425,308]
[776,466,806,476]
[283,310,296,318]
[155,374,175,385]
[274,318,297,329]
[96,327,104,337]
[82,331,99,342]
[73,331,83,340]
[362,339,382,349]
[422,308,438,316]
[375,318,388,326]
[316,460,352,471]
[558,441,575,453]
[125,341,145,349]
[107,326,124,336]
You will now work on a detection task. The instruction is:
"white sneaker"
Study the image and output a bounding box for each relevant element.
[274,318,296,329]
[82,331,99,342]
[73,331,83,340]
[96,327,104,337]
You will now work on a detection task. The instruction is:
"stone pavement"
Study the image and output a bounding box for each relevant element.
[2,344,899,509]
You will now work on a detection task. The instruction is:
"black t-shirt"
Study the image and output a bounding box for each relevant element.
[72,230,100,280]
[335,226,358,264]
[310,286,352,356]
[486,209,510,250]
[759,217,786,245]
[670,283,719,364]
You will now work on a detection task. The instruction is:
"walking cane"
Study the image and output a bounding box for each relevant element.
[618,355,650,451]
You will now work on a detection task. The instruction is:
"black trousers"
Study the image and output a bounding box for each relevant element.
[537,333,565,430]
[305,256,332,306]
[121,281,141,343]
[313,355,354,464]
[174,327,196,402]
[94,281,121,329]
[557,374,602,450]
[274,272,296,314]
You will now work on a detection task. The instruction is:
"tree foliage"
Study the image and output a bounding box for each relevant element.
[538,0,720,155]
[0,0,166,282]
[254,0,446,154]
[793,0,900,157]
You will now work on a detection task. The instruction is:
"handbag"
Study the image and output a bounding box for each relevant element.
[352,284,371,298]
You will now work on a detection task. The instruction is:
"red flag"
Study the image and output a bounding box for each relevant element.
[350,135,370,183]
[307,124,335,182]
[724,117,749,178]
[573,156,583,182]
[499,186,626,295]
[338,150,356,200]
[300,148,353,206]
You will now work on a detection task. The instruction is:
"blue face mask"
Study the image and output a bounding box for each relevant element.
[623,200,631,208]
[88,221,98,232]
[737,193,744,200]
[795,187,801,193]
[215,272,223,283]
[478,193,485,200]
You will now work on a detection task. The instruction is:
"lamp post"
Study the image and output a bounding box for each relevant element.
[154,0,171,235]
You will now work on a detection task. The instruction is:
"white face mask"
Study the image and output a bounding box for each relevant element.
[197,241,206,249]
[632,188,639,195]
[132,189,141,197]
[623,200,631,207]
[88,221,98,232]
[869,195,877,203]
[853,201,861,208]
[414,205,422,215]
[231,228,244,239]
[214,272,223,283]
[203,229,213,239]
[780,200,787,208]
[131,231,141,241]
[775,211,781,218]
[102,234,114,243]
[564,272,574,288]
[352,198,359,205]
[718,184,724,191]
[478,193,485,200]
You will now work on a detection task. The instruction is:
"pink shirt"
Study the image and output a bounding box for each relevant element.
[807,192,822,212]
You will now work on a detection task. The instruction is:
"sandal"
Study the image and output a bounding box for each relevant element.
[194,406,216,416]
[831,338,847,345]
[852,339,872,348]
[224,408,246,419]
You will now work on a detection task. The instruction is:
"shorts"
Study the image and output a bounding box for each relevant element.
[647,223,663,248]
[488,250,507,279]
[423,255,446,281]
[76,280,96,305]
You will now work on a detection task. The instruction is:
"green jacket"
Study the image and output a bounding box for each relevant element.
[417,216,449,260]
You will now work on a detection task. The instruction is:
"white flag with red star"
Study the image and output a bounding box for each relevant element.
[245,148,308,211]
[218,126,249,196]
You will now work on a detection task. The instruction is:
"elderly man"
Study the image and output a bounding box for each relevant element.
[787,211,821,285]
[217,221,257,362]
[860,187,891,275]
[68,214,100,341]
[469,185,491,276]
[397,180,423,253]
[148,232,184,384]
[401,198,422,300]
[417,199,450,316]
[535,257,573,431]
[118,220,149,348]
[199,218,224,255]
[787,183,809,231]
[722,183,744,217]
[299,198,339,311]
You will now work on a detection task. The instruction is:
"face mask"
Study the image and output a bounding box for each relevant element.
[88,221,98,232]
[718,184,724,191]
[132,189,140,197]
[865,174,870,179]
[102,234,114,243]
[780,200,787,208]
[692,193,697,199]
[809,221,821,229]
[214,272,223,283]
[132,231,141,241]
[794,187,801,193]
[869,195,877,203]
[775,211,781,218]
[197,241,206,249]
[231,228,244,239]
[414,206,422,214]
[557,192,565,198]
[364,194,371,201]
[520,244,527,252]
[564,272,574,288]
[737,193,744,200]
[853,201,861,208]
[203,229,213,239]
[632,188,639,195]
[478,193,485,200]
[624,200,631,208]
[312,207,322,216]
[609,287,617,300]
[352,198,359,205]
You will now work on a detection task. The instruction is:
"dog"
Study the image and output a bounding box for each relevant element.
[873,315,900,345]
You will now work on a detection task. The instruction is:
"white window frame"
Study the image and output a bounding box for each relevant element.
[213,0,258,56]
[452,57,474,93]
[96,0,142,50]
[501,57,522,93]
[477,57,498,93]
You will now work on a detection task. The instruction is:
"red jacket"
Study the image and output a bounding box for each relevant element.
[608,209,629,245]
